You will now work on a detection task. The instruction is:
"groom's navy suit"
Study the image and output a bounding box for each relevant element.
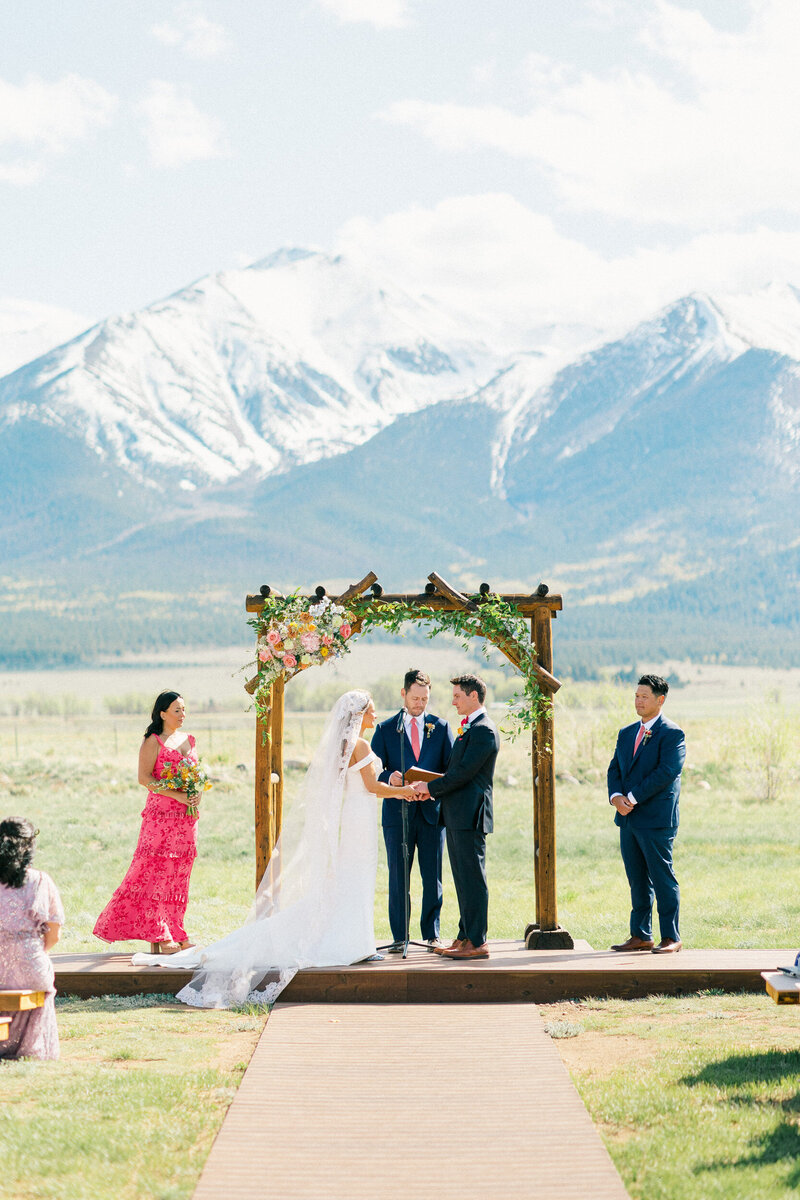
[607,715,686,943]
[371,712,454,942]
[428,711,499,948]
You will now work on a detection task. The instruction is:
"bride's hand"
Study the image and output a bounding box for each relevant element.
[399,785,417,800]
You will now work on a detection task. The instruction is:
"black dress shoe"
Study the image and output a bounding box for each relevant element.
[385,941,404,954]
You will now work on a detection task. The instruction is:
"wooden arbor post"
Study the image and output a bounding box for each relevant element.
[245,574,572,949]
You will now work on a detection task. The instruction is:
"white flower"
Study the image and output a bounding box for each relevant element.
[301,654,312,665]
[331,615,343,629]
[283,638,295,651]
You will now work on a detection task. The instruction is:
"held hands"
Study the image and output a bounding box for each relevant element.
[398,784,417,800]
[411,781,431,800]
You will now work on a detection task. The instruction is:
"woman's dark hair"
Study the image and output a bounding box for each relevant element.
[0,817,38,889]
[144,691,182,739]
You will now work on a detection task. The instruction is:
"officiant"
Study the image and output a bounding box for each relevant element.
[371,669,454,951]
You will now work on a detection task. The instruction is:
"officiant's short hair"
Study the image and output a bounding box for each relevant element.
[404,669,431,691]
[451,673,487,703]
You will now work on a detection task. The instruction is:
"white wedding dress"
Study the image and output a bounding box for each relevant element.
[132,692,380,1008]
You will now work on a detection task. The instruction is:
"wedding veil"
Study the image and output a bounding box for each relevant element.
[147,689,372,1008]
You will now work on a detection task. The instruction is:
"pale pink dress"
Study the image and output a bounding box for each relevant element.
[93,734,199,945]
[0,868,64,1060]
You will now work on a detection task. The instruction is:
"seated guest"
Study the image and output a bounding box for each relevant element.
[0,817,64,1060]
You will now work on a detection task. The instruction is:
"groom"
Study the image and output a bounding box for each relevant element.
[413,674,499,961]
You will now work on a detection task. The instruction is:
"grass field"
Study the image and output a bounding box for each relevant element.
[2,652,800,1198]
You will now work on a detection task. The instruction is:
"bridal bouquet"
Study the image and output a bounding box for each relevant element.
[155,758,213,817]
[255,594,355,688]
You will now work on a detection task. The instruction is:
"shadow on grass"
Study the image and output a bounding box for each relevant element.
[683,1050,800,1187]
[55,993,181,1013]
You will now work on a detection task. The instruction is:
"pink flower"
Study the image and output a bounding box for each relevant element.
[300,632,320,652]
[321,633,334,647]
[283,653,297,669]
[266,629,280,646]
[258,647,272,662]
[339,623,352,639]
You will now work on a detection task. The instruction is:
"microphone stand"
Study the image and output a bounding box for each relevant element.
[378,710,429,958]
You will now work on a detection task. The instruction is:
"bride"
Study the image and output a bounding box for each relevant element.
[132,690,416,1007]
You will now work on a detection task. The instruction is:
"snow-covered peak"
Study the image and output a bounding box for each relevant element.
[0,298,92,379]
[706,282,800,360]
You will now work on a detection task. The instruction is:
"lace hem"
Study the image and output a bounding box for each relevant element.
[176,968,299,1010]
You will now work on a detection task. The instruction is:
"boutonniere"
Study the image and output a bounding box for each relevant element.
[425,722,435,740]
[642,729,654,745]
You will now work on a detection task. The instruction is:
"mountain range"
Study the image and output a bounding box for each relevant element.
[1,249,799,668]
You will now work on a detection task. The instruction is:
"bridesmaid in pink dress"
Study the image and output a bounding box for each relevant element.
[93,691,200,954]
[0,818,64,1060]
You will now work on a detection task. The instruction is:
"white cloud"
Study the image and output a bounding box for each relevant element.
[152,6,232,60]
[379,0,800,229]
[137,81,226,168]
[316,0,410,29]
[0,72,117,185]
[336,193,800,344]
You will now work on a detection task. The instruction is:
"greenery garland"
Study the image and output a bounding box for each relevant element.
[248,591,550,739]
[349,593,550,738]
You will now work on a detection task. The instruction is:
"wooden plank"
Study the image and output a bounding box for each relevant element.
[0,1019,9,1041]
[246,592,563,615]
[0,990,45,1011]
[762,971,800,1004]
[533,607,558,932]
[192,1003,630,1200]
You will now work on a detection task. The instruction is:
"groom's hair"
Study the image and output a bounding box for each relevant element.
[404,669,431,691]
[638,674,669,697]
[451,673,487,703]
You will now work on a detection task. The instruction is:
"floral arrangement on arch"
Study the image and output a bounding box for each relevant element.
[252,593,357,718]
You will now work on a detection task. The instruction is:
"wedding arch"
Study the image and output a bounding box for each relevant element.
[244,571,572,949]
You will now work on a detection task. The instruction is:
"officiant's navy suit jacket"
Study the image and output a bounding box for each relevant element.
[427,711,499,834]
[371,712,454,828]
[607,715,686,830]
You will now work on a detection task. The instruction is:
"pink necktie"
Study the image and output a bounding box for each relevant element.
[633,724,646,757]
[410,718,420,761]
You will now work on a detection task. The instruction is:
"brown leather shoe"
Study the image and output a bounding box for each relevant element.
[433,939,464,955]
[440,940,490,960]
[610,936,654,952]
[652,939,682,953]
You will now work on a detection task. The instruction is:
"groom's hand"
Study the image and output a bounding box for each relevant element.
[389,771,403,786]
[412,782,431,799]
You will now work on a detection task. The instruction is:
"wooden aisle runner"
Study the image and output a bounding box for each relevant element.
[193,1003,629,1200]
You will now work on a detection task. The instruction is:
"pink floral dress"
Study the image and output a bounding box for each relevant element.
[93,734,199,945]
[0,869,64,1060]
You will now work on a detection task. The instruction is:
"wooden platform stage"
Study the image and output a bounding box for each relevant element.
[53,940,796,1003]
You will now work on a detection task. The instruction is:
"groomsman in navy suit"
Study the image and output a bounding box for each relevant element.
[371,669,454,951]
[607,674,686,954]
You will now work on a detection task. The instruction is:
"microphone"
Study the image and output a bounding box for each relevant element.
[396,709,404,733]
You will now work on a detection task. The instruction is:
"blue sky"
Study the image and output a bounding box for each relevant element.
[2,0,800,335]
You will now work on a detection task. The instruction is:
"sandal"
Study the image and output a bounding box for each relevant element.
[148,940,182,955]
